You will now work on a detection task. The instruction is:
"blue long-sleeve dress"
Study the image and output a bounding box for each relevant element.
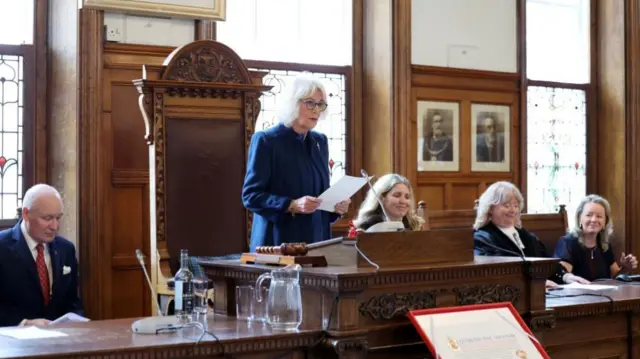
[242,124,340,251]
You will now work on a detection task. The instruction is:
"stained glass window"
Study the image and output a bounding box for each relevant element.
[0,55,24,219]
[526,86,586,228]
[248,66,348,185]
[0,0,34,45]
[216,0,352,66]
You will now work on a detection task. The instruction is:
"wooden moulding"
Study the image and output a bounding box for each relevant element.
[354,228,474,268]
[239,253,328,267]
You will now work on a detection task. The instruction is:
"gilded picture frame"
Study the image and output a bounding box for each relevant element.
[80,0,226,21]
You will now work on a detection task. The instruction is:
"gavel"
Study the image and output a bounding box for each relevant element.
[255,242,309,256]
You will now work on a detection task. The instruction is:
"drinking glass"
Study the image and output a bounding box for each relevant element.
[235,285,254,321]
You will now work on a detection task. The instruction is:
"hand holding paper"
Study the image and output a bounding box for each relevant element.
[317,176,369,213]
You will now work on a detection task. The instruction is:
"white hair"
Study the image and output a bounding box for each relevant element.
[22,184,62,210]
[277,73,329,127]
[473,181,524,230]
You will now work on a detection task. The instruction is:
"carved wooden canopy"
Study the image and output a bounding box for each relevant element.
[133,40,272,274]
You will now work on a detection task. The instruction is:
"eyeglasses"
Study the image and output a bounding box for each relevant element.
[302,99,328,112]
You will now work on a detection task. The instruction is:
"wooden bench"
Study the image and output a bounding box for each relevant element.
[418,201,568,254]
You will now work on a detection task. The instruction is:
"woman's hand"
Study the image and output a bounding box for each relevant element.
[334,199,351,215]
[620,252,638,272]
[545,280,559,290]
[563,273,590,284]
[290,196,322,214]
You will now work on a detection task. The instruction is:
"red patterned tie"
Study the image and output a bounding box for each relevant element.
[36,244,50,305]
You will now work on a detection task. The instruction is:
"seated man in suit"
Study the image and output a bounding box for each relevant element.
[0,184,84,327]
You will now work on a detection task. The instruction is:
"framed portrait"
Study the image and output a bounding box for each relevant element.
[417,101,460,172]
[80,0,226,21]
[471,103,511,172]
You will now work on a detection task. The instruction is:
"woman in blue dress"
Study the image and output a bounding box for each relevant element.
[242,74,351,251]
[554,194,637,282]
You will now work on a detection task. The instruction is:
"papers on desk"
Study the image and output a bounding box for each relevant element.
[51,312,90,325]
[562,282,618,291]
[317,175,369,212]
[0,326,67,340]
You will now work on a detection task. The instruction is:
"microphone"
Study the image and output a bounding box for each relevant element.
[475,238,532,279]
[136,249,163,317]
[360,169,391,222]
[132,249,180,334]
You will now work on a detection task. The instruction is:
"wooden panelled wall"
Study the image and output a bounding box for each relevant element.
[73,2,640,319]
[408,66,520,210]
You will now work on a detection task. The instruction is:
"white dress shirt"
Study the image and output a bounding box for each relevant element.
[20,221,53,294]
[498,226,525,249]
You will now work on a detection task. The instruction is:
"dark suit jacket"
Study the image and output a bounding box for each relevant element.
[356,212,411,231]
[0,223,84,326]
[476,133,505,162]
[474,221,566,283]
[242,124,340,251]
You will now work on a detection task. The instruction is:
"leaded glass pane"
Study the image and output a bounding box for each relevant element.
[0,0,34,45]
[526,86,586,229]
[0,54,23,219]
[248,67,348,185]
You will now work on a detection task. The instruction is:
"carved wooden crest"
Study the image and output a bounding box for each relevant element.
[161,40,252,84]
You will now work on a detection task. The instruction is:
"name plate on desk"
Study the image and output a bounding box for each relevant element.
[408,303,549,359]
[355,228,474,268]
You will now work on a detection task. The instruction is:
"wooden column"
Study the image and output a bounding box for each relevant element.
[195,20,216,40]
[78,8,111,320]
[597,1,626,257]
[625,0,640,257]
[360,0,411,177]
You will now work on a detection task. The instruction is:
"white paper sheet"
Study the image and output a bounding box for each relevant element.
[51,312,90,325]
[561,282,618,291]
[317,175,369,212]
[413,308,544,359]
[0,326,68,340]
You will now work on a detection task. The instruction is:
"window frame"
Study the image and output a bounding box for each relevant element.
[518,0,597,213]
[0,0,47,227]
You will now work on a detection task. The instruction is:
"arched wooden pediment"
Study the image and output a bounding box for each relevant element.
[161,40,252,85]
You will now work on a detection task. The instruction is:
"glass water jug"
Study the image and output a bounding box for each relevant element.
[255,264,303,331]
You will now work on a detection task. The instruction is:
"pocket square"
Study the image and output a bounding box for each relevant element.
[63,266,71,275]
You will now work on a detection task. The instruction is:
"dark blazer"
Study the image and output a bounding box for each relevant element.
[356,212,411,231]
[554,234,616,281]
[476,133,505,162]
[0,223,84,327]
[242,124,340,251]
[474,221,566,283]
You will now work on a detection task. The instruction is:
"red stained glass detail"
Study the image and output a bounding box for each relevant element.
[329,159,335,169]
[574,162,579,170]
[534,161,539,169]
[0,156,7,170]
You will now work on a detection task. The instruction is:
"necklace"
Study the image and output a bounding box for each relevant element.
[590,248,595,260]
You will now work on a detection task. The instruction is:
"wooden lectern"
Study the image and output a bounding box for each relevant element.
[133,41,272,304]
[201,230,558,358]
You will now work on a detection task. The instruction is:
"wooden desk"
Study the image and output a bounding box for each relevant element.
[202,256,558,358]
[0,315,323,359]
[539,281,640,359]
